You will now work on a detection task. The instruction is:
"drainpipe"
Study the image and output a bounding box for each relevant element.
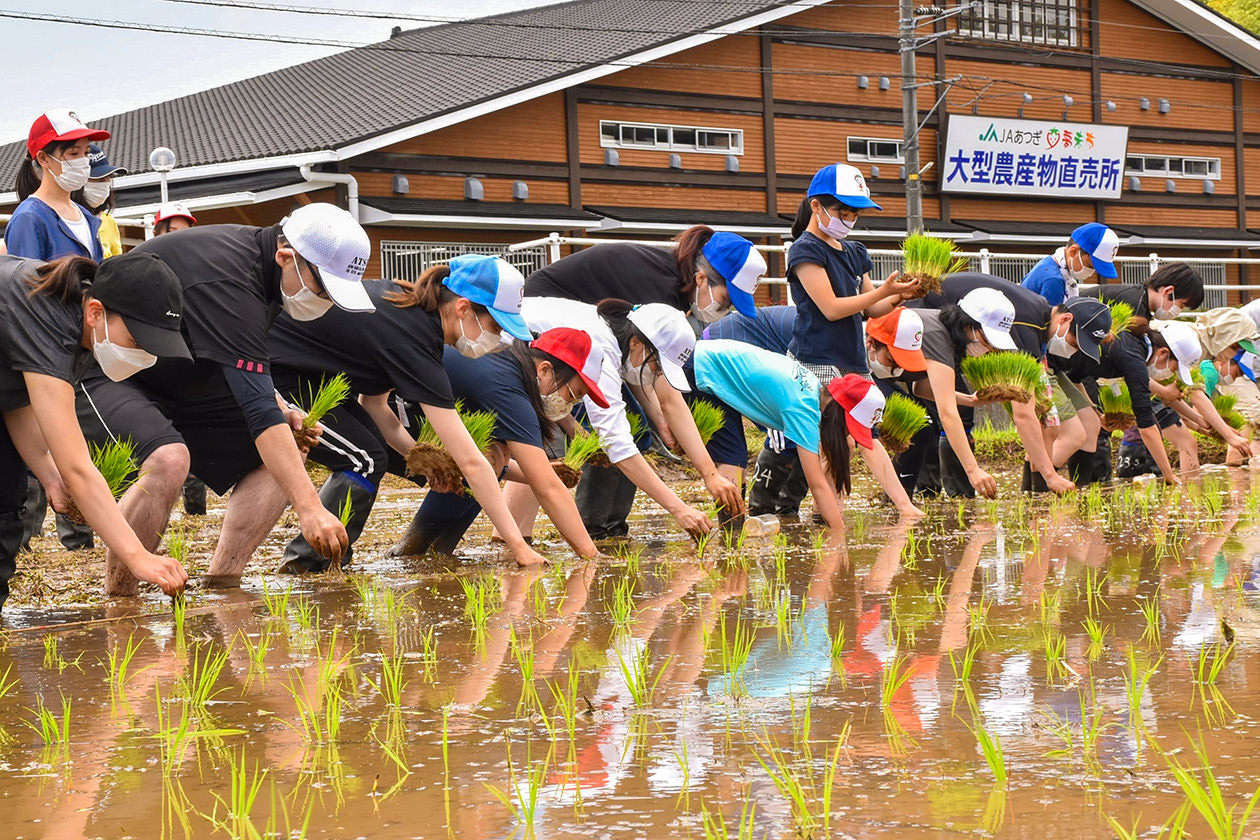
[299,165,359,221]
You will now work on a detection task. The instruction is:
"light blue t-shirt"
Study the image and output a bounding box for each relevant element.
[693,339,821,454]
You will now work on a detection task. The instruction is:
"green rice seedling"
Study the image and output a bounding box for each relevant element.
[607,574,636,630]
[1083,617,1109,661]
[24,692,71,749]
[172,592,189,649]
[42,636,83,674]
[1193,643,1233,686]
[336,487,354,527]
[1123,646,1161,740]
[1109,301,1135,336]
[626,409,647,441]
[613,642,671,708]
[511,628,542,715]
[563,431,604,471]
[1098,379,1136,429]
[1039,589,1061,626]
[459,402,499,455]
[90,437,141,498]
[105,633,145,706]
[970,718,1007,788]
[297,373,352,429]
[483,739,550,838]
[960,352,1045,404]
[1164,734,1260,840]
[1084,567,1109,618]
[291,595,318,632]
[1139,598,1162,646]
[260,579,292,620]
[968,596,994,645]
[880,654,914,712]
[548,659,582,773]
[1043,630,1070,684]
[1213,392,1247,431]
[900,230,967,297]
[772,587,794,649]
[458,574,500,640]
[700,795,757,840]
[238,629,272,683]
[754,727,845,839]
[689,399,726,446]
[366,645,409,708]
[715,612,756,697]
[178,642,232,711]
[284,673,344,744]
[879,392,930,455]
[166,526,191,566]
[205,747,268,839]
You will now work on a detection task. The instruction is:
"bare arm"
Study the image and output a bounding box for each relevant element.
[1189,389,1250,459]
[1138,422,1178,484]
[653,379,744,515]
[798,448,845,541]
[1010,397,1073,493]
[796,264,917,321]
[3,405,66,508]
[358,392,416,456]
[615,452,713,538]
[926,360,996,497]
[508,441,598,559]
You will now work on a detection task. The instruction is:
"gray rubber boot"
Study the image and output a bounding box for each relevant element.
[277,471,378,574]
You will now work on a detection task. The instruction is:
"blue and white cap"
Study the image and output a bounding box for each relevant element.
[807,163,882,210]
[443,254,531,341]
[1234,350,1258,382]
[1071,222,1119,280]
[701,232,765,319]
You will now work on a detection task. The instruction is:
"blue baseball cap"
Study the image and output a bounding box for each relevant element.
[442,255,531,341]
[1071,223,1119,280]
[1234,350,1258,382]
[701,232,765,319]
[87,143,126,178]
[807,163,881,210]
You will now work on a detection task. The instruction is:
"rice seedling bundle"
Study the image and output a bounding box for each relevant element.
[960,352,1044,404]
[298,373,352,429]
[1212,391,1247,432]
[1098,379,1135,429]
[899,231,968,299]
[586,410,646,470]
[553,432,603,488]
[689,399,725,445]
[879,393,929,455]
[64,438,142,524]
[405,401,499,495]
[1108,301,1134,336]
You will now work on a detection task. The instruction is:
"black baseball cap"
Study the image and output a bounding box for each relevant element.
[1062,297,1111,362]
[91,251,191,360]
[87,143,127,179]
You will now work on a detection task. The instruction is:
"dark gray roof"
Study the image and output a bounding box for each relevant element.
[1,0,791,192]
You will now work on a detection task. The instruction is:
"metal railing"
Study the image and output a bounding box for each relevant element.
[380,240,549,281]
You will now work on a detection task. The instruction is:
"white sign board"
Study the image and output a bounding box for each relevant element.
[942,115,1129,199]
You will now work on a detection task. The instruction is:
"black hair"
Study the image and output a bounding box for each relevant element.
[1148,328,1171,355]
[938,303,982,358]
[1146,262,1204,310]
[154,219,174,236]
[15,141,76,200]
[790,194,842,240]
[596,298,660,380]
[818,397,853,495]
[673,225,716,298]
[508,341,570,440]
[25,255,97,304]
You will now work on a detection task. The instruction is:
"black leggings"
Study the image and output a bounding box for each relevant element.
[0,424,34,609]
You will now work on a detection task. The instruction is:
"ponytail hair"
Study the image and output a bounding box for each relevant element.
[25,255,97,304]
[672,224,715,298]
[818,398,853,495]
[383,264,487,319]
[597,297,660,376]
[790,194,840,240]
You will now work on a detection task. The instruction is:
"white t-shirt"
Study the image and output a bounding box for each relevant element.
[520,297,639,463]
[62,210,93,254]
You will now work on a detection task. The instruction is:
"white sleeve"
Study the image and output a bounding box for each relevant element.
[587,355,639,463]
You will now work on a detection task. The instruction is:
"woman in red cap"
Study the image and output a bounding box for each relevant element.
[5,110,110,262]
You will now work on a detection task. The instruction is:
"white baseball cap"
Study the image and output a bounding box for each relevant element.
[958,287,1017,351]
[1149,319,1202,385]
[154,202,196,225]
[627,303,696,392]
[807,163,882,210]
[280,203,373,313]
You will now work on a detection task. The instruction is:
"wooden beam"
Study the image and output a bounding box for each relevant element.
[761,30,777,217]
[565,88,582,210]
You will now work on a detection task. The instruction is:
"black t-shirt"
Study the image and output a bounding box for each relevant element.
[786,232,872,370]
[133,224,282,372]
[1051,329,1156,428]
[915,272,1050,359]
[268,280,455,409]
[442,346,543,447]
[1086,283,1151,326]
[0,255,92,411]
[524,244,687,310]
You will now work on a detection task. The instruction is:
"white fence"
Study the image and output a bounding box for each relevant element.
[380,240,551,281]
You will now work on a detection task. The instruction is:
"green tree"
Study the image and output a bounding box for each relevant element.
[1209,0,1260,35]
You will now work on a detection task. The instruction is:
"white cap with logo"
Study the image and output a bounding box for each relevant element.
[281,203,373,313]
[1149,319,1203,386]
[958,287,1017,351]
[627,303,696,392]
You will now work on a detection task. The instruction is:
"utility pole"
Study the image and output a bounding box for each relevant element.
[900,0,923,235]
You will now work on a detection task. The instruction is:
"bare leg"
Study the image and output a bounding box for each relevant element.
[1051,415,1087,466]
[206,466,290,583]
[106,443,189,596]
[501,481,541,540]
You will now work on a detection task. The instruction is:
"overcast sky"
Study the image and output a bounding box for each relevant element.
[1,0,557,143]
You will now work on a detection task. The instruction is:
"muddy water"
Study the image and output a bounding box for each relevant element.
[3,471,1260,839]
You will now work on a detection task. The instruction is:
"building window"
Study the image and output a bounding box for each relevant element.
[1124,154,1221,180]
[957,0,1080,47]
[598,120,744,155]
[847,137,904,163]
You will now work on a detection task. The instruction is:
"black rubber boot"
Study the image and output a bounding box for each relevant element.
[182,476,208,516]
[749,447,790,516]
[387,491,484,558]
[19,476,44,552]
[277,472,378,574]
[0,510,22,611]
[54,513,93,550]
[1066,450,1095,485]
[575,463,635,539]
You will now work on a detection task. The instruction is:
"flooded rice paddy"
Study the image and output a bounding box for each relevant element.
[4,470,1260,839]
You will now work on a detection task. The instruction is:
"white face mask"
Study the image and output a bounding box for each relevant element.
[867,349,900,380]
[817,207,856,241]
[281,257,335,321]
[621,345,655,386]
[93,316,157,382]
[1065,250,1095,283]
[83,180,111,209]
[455,315,500,359]
[1047,322,1077,359]
[48,155,91,192]
[1147,361,1175,383]
[690,283,729,325]
[1154,300,1181,320]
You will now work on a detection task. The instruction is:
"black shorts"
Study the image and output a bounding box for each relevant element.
[76,362,262,495]
[273,369,390,487]
[1153,402,1182,430]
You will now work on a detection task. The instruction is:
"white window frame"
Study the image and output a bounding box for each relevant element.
[847,136,905,163]
[598,120,745,156]
[1124,154,1221,180]
[957,0,1080,47]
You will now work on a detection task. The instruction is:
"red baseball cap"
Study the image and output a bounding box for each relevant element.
[866,308,927,372]
[531,328,610,408]
[27,109,110,158]
[826,375,886,450]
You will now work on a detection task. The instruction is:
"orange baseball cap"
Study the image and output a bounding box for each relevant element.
[866,308,927,372]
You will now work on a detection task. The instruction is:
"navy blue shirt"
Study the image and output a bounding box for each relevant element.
[786,232,871,371]
[702,305,795,355]
[441,346,544,447]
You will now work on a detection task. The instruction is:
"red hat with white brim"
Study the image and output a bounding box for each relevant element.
[827,374,885,450]
[27,109,110,157]
[531,328,610,408]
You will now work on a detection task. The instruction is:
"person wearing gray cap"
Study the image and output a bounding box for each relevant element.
[0,252,191,606]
